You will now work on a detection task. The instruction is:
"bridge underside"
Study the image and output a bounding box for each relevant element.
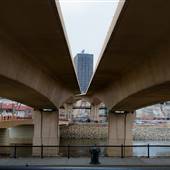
[0,0,79,109]
[0,75,55,109]
[113,82,170,111]
[88,0,170,111]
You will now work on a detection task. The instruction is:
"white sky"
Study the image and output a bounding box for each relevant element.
[58,0,119,69]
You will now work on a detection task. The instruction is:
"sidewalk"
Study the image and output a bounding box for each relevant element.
[0,157,170,167]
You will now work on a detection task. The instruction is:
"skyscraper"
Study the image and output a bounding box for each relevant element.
[74,50,93,93]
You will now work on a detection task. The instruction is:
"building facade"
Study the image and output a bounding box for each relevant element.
[74,51,93,93]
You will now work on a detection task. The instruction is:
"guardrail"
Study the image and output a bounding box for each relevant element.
[0,144,170,159]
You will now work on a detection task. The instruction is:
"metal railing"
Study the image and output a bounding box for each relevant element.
[0,144,170,158]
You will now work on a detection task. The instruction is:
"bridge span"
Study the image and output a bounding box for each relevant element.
[0,0,79,156]
[87,0,170,156]
[0,0,170,158]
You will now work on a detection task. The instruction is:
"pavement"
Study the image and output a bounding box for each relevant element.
[0,157,170,167]
[0,167,169,170]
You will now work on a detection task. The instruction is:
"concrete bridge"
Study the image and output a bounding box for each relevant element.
[0,0,79,109]
[0,0,170,157]
[0,119,33,129]
[0,118,69,129]
[0,0,79,156]
[87,0,170,156]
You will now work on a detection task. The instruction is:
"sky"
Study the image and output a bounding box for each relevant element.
[58,0,119,69]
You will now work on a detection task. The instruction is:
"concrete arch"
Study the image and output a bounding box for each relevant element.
[113,82,170,112]
[98,47,170,111]
[87,0,170,111]
[0,0,79,109]
[0,35,72,109]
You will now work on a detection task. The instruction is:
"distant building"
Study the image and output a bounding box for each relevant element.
[0,98,32,118]
[74,50,93,93]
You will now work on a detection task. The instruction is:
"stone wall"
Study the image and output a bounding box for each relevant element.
[60,123,108,139]
[133,126,170,141]
[0,124,169,143]
[61,123,170,140]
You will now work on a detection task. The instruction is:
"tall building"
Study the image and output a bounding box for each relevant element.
[74,50,93,93]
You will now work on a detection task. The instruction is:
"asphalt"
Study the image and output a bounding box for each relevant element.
[0,167,170,170]
[0,157,170,168]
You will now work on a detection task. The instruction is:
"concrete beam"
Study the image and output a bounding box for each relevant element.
[88,0,170,111]
[99,48,170,111]
[0,0,79,109]
[0,37,73,109]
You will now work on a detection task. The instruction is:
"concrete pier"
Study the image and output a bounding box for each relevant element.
[0,129,9,154]
[107,113,135,157]
[33,110,59,156]
[90,104,100,122]
[64,104,73,122]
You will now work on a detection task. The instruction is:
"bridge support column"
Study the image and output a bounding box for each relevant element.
[0,129,10,154]
[64,104,73,123]
[59,107,66,120]
[90,104,100,122]
[107,112,135,157]
[32,110,59,156]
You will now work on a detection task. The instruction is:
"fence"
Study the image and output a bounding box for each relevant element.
[0,144,170,158]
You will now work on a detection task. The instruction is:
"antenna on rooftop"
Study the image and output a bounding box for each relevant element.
[81,49,85,53]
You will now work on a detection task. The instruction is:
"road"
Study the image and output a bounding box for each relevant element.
[0,166,170,170]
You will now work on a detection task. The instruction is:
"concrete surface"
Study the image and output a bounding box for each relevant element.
[88,0,170,111]
[0,120,33,129]
[0,157,170,167]
[108,113,134,156]
[33,111,59,156]
[0,167,170,170]
[0,0,79,109]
